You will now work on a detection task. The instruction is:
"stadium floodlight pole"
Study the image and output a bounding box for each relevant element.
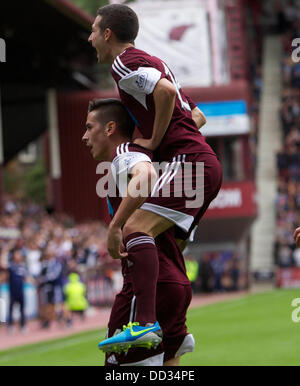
[47,89,63,213]
[206,0,220,85]
[0,89,4,212]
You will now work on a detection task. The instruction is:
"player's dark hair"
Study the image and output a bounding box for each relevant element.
[97,4,139,43]
[88,98,135,139]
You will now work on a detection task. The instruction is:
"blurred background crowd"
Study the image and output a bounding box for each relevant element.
[275,12,300,268]
[0,195,242,332]
[0,195,120,331]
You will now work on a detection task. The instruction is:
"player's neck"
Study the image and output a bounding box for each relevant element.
[110,137,132,158]
[111,42,135,61]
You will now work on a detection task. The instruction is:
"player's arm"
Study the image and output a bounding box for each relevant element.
[135,78,177,150]
[107,161,157,259]
[294,227,300,247]
[192,106,206,129]
[185,93,206,130]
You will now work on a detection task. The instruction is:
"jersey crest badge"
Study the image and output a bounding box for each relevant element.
[135,72,148,90]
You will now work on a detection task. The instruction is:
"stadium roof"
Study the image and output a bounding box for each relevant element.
[46,0,94,28]
[0,0,97,164]
[0,0,96,87]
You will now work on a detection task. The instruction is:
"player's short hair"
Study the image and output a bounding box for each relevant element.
[88,98,135,139]
[97,4,139,43]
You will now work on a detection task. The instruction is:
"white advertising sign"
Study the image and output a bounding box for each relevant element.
[201,114,251,137]
[130,1,212,87]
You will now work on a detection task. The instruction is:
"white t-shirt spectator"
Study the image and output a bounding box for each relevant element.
[26,249,42,277]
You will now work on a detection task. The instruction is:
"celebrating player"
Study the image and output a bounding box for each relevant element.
[88,4,222,352]
[83,99,220,358]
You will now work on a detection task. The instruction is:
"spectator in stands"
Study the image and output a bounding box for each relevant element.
[7,249,28,333]
[291,61,300,88]
[229,255,240,292]
[210,253,224,292]
[287,144,300,182]
[198,253,213,293]
[185,256,199,293]
[278,244,293,267]
[25,237,42,279]
[38,246,63,328]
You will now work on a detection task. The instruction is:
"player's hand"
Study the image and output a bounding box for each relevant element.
[134,137,157,151]
[107,224,128,259]
[294,227,300,247]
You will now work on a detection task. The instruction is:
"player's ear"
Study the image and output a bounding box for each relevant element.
[104,28,112,41]
[105,121,117,137]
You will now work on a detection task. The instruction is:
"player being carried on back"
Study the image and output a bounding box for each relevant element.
[88,4,222,352]
[83,99,195,365]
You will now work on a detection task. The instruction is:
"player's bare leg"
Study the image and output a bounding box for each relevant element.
[164,357,181,366]
[123,209,174,240]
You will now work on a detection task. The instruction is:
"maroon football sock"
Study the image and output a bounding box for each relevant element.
[124,232,159,325]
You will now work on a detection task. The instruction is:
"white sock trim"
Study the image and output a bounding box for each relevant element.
[175,334,195,358]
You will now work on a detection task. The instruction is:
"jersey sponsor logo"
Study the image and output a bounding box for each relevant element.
[135,72,148,90]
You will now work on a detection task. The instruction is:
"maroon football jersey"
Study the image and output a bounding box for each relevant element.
[107,142,190,285]
[111,47,215,161]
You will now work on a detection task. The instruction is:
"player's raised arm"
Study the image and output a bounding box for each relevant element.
[134,78,177,150]
[107,161,157,259]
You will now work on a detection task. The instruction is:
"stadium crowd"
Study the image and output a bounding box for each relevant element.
[274,7,300,268]
[186,251,242,294]
[0,195,119,331]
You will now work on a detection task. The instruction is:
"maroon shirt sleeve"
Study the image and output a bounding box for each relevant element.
[184,93,197,110]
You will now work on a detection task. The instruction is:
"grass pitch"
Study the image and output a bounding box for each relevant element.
[0,289,300,366]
